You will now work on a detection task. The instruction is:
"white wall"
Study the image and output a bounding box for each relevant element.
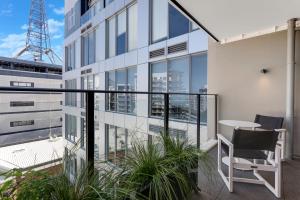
[208,31,287,138]
[208,30,300,157]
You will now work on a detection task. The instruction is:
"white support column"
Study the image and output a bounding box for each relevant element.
[286,18,296,160]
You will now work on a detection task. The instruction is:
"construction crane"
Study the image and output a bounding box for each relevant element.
[15,0,62,64]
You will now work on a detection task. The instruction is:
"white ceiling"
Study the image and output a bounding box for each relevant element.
[173,0,300,42]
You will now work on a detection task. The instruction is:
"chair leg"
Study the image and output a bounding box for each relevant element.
[228,149,234,192]
[274,146,282,198]
[217,137,234,192]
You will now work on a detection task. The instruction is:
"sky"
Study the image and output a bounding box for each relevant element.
[0,0,64,64]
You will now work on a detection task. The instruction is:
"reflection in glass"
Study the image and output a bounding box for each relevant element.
[151,0,168,42]
[168,57,189,120]
[116,69,127,112]
[128,3,137,51]
[127,67,137,114]
[168,4,189,38]
[151,62,167,117]
[94,74,101,110]
[191,54,208,123]
[117,11,126,55]
[107,71,116,111]
[108,16,116,57]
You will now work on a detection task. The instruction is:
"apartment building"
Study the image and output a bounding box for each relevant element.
[64,0,212,175]
[0,56,63,147]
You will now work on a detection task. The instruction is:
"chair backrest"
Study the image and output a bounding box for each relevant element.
[254,114,284,130]
[232,129,279,152]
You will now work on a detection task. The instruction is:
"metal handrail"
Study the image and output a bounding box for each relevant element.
[0,86,217,96]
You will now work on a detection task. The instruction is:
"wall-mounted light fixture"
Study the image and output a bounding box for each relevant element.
[260,68,269,74]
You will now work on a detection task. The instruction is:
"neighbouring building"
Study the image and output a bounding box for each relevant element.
[64,0,213,176]
[0,56,63,147]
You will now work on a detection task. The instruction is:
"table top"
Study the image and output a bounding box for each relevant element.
[218,120,261,128]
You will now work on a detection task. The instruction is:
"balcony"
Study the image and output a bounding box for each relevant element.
[0,87,218,199]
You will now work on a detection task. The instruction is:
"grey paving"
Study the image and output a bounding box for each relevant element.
[192,147,300,200]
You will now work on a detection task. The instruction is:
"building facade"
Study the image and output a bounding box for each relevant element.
[64,0,213,175]
[0,56,62,147]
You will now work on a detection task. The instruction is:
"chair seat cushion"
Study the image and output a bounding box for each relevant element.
[221,143,267,160]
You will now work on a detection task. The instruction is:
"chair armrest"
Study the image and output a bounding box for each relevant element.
[274,129,286,133]
[217,134,233,147]
[275,129,286,141]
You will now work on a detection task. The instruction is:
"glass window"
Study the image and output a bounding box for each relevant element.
[128,3,137,51]
[107,125,116,163]
[105,125,128,165]
[107,71,116,111]
[65,114,77,143]
[169,4,189,39]
[127,67,137,113]
[94,121,100,160]
[108,16,116,58]
[151,62,167,117]
[82,35,89,66]
[151,0,168,43]
[10,120,34,127]
[65,42,76,72]
[191,54,207,123]
[65,79,77,107]
[116,69,127,112]
[168,57,190,120]
[81,75,93,108]
[150,54,208,122]
[106,67,137,114]
[117,10,127,55]
[116,127,126,163]
[94,74,101,110]
[80,118,85,148]
[191,54,207,93]
[88,31,95,64]
[82,31,95,66]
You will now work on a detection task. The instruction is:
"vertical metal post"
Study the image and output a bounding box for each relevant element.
[86,91,95,172]
[196,94,201,149]
[286,18,296,160]
[215,95,218,139]
[164,93,169,135]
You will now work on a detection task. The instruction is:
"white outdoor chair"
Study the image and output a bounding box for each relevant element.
[217,129,282,198]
